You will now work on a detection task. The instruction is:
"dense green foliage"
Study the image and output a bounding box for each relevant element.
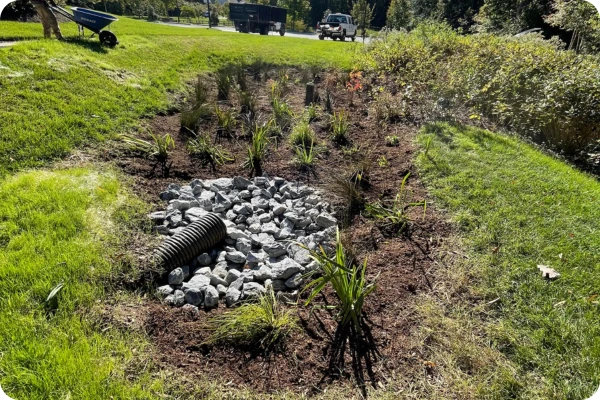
[416,123,600,399]
[363,24,600,154]
[0,17,353,176]
[545,0,600,53]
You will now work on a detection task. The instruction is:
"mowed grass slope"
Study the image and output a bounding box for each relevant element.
[0,17,355,176]
[416,123,600,399]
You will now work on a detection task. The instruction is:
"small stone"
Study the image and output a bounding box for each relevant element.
[242,282,266,299]
[254,176,269,187]
[248,223,262,234]
[159,190,179,201]
[213,192,233,213]
[225,250,246,264]
[233,203,252,215]
[251,197,269,209]
[272,203,287,216]
[270,257,303,280]
[181,303,200,315]
[211,178,234,191]
[253,264,273,281]
[228,228,250,241]
[209,273,228,286]
[233,176,252,190]
[230,277,245,291]
[236,237,252,254]
[241,269,255,282]
[283,211,303,224]
[274,177,286,186]
[157,285,174,297]
[285,272,303,289]
[165,290,185,306]
[168,268,185,285]
[184,288,204,306]
[261,222,279,235]
[316,213,337,228]
[185,207,209,221]
[251,233,275,247]
[225,269,242,284]
[271,279,287,291]
[182,274,211,291]
[217,284,228,296]
[246,249,267,263]
[239,190,251,199]
[277,290,299,303]
[226,209,237,221]
[258,213,272,223]
[170,199,191,211]
[225,287,241,307]
[262,241,287,257]
[197,253,212,266]
[293,248,312,266]
[212,263,228,279]
[204,285,220,309]
[264,278,273,290]
[305,260,321,273]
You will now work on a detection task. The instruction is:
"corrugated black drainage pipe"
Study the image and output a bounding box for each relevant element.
[155,213,227,270]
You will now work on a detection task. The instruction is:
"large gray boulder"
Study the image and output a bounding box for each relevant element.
[270,257,303,280]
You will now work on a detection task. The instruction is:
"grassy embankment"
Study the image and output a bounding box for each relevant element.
[416,123,600,399]
[0,17,354,399]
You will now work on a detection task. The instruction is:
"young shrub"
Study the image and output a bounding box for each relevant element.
[216,68,231,101]
[203,289,298,350]
[249,58,268,81]
[294,139,316,169]
[187,134,233,169]
[385,135,400,146]
[181,77,212,131]
[301,228,377,334]
[305,103,319,122]
[238,90,258,116]
[288,119,316,146]
[324,89,334,114]
[271,96,294,130]
[214,105,237,137]
[329,110,349,143]
[365,173,426,234]
[118,132,175,163]
[378,155,390,168]
[244,120,272,174]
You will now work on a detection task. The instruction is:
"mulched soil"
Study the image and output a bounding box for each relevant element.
[104,67,451,395]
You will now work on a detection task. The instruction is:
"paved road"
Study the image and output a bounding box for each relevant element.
[154,22,370,43]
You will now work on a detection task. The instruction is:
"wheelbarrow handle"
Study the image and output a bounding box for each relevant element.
[49,4,75,22]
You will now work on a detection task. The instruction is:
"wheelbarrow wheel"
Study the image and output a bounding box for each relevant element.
[99,31,118,47]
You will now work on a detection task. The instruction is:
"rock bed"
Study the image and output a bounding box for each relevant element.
[149,176,338,311]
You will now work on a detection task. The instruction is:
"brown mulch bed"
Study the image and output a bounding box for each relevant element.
[104,67,451,395]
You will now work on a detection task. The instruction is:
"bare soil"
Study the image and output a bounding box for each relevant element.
[104,67,451,395]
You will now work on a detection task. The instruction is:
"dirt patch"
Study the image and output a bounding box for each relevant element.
[105,67,451,394]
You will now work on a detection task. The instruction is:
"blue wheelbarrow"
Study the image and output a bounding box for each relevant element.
[50,5,119,47]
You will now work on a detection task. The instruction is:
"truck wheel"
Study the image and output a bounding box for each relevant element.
[279,26,285,36]
[351,35,356,42]
[333,36,338,41]
[260,25,268,35]
[341,31,346,41]
[318,35,324,40]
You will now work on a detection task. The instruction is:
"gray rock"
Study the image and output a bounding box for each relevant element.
[285,272,303,289]
[242,282,266,299]
[258,213,272,223]
[251,197,269,209]
[184,288,204,306]
[239,190,252,199]
[181,265,191,280]
[251,233,276,247]
[233,176,252,190]
[225,269,242,285]
[211,178,233,191]
[197,253,212,266]
[217,284,228,296]
[204,285,220,309]
[316,213,337,228]
[241,269,255,282]
[182,274,211,291]
[262,241,287,257]
[272,203,287,216]
[225,250,246,264]
[283,211,303,224]
[305,195,320,205]
[271,257,303,280]
[170,199,192,212]
[277,290,299,303]
[264,278,273,290]
[213,192,233,213]
[225,287,241,307]
[168,268,185,285]
[305,208,320,220]
[236,237,252,254]
[209,273,228,286]
[230,277,245,291]
[185,207,209,221]
[228,228,250,241]
[305,260,321,273]
[253,264,273,281]
[212,263,228,279]
[293,248,312,266]
[274,177,286,186]
[226,209,237,221]
[254,176,269,187]
[233,203,252,215]
[182,303,200,315]
[165,290,185,307]
[159,190,179,201]
[261,222,279,235]
[157,285,174,297]
[246,249,267,264]
[271,279,287,291]
[194,266,212,276]
[248,223,262,234]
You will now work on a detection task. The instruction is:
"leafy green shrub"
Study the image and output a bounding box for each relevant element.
[365,173,425,233]
[215,68,231,100]
[187,134,233,168]
[289,119,316,146]
[294,139,316,168]
[271,97,294,130]
[301,228,376,334]
[181,77,211,130]
[305,103,319,122]
[385,135,400,146]
[238,90,258,116]
[203,289,298,350]
[244,120,272,173]
[362,22,600,155]
[214,105,237,136]
[118,132,175,162]
[329,110,349,143]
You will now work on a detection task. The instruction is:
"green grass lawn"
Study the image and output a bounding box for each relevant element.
[0,16,356,176]
[416,123,600,399]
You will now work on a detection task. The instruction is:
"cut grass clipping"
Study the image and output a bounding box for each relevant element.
[416,122,600,399]
[203,289,298,350]
[301,228,376,335]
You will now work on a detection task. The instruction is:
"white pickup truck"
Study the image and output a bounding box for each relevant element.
[317,13,357,42]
